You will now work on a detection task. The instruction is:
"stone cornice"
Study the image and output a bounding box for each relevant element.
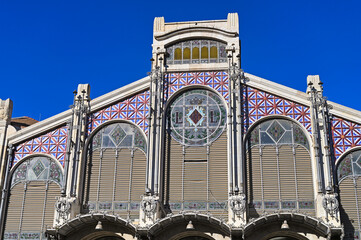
[8,76,150,145]
[245,72,361,125]
[8,72,361,145]
[154,26,238,42]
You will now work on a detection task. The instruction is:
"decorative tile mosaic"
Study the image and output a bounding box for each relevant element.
[20,233,41,240]
[114,202,128,211]
[4,232,18,240]
[209,202,227,210]
[244,87,311,133]
[281,201,296,209]
[183,202,207,210]
[332,118,361,159]
[298,200,314,209]
[169,202,182,210]
[14,126,68,167]
[264,201,279,209]
[165,71,229,101]
[98,202,112,210]
[130,202,140,210]
[88,90,150,134]
[251,201,262,209]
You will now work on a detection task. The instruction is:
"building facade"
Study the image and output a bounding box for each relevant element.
[0,13,360,240]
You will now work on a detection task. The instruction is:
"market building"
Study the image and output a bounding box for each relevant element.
[0,13,360,240]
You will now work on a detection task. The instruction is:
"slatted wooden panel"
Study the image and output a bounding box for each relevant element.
[98,149,117,201]
[209,133,228,202]
[114,149,131,202]
[21,182,46,231]
[339,178,359,234]
[5,183,24,232]
[184,146,207,161]
[247,147,262,202]
[262,146,279,201]
[129,149,146,219]
[87,150,101,201]
[279,146,296,201]
[163,133,170,203]
[168,137,183,202]
[131,149,146,203]
[184,161,207,201]
[43,183,61,230]
[295,146,313,201]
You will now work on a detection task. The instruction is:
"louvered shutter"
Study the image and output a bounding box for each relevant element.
[4,183,24,233]
[278,146,296,201]
[340,178,360,236]
[130,149,146,218]
[21,182,46,231]
[43,182,60,231]
[208,132,228,217]
[168,137,183,205]
[262,146,279,202]
[98,149,116,201]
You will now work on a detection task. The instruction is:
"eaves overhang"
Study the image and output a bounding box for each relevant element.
[8,76,150,145]
[245,72,361,125]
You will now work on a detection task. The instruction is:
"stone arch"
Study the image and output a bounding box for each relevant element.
[80,120,147,219]
[243,213,333,240]
[147,213,230,240]
[162,87,229,216]
[244,116,315,217]
[48,213,136,240]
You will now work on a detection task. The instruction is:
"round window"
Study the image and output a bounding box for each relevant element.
[168,89,226,146]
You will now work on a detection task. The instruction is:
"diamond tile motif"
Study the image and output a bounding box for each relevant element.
[88,90,150,135]
[14,126,68,167]
[32,160,45,178]
[165,71,229,101]
[189,109,203,125]
[332,118,361,159]
[267,121,285,142]
[244,87,311,133]
[110,125,126,146]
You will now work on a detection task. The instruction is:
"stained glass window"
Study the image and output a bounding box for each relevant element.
[11,156,63,188]
[91,122,147,153]
[246,119,310,149]
[168,89,226,146]
[337,149,361,182]
[166,39,227,65]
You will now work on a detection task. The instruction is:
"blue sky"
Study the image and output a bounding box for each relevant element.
[1,1,360,120]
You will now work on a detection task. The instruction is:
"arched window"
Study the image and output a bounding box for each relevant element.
[246,119,314,217]
[166,39,227,65]
[84,122,147,220]
[4,156,63,240]
[337,149,361,239]
[164,89,228,218]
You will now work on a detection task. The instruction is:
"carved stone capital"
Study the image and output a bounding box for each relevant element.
[0,99,13,123]
[229,193,246,216]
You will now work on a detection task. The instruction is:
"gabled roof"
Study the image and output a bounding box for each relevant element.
[8,72,361,145]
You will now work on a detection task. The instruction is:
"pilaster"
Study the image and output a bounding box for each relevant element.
[0,99,13,191]
[141,45,166,226]
[54,84,90,227]
[307,75,340,226]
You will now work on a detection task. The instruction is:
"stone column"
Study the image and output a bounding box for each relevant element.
[307,75,340,225]
[140,47,165,227]
[54,84,90,227]
[0,99,13,192]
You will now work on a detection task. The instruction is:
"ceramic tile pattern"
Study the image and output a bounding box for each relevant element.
[13,126,68,167]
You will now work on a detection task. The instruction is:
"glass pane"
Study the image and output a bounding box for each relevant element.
[183,48,190,59]
[201,47,208,59]
[174,48,182,60]
[210,46,217,58]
